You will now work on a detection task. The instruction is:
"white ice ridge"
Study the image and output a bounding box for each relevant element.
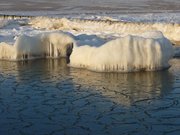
[0,32,74,60]
[29,17,180,45]
[69,31,174,72]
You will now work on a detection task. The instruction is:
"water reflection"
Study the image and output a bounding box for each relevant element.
[0,59,69,83]
[0,58,179,135]
[0,58,175,106]
[70,68,174,106]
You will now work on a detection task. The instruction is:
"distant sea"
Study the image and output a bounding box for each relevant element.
[0,0,180,14]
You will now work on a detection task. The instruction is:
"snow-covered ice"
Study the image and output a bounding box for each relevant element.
[0,11,179,72]
[69,31,174,72]
[0,32,74,60]
[30,17,180,45]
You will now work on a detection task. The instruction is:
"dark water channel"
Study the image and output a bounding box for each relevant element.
[0,58,180,135]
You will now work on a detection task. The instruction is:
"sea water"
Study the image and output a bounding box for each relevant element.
[0,0,180,134]
[0,58,179,134]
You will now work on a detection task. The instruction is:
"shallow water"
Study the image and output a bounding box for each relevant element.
[0,58,179,135]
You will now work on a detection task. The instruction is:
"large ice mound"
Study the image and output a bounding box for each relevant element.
[0,32,74,60]
[69,31,174,72]
[0,31,174,72]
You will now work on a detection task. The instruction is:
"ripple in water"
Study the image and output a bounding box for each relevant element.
[0,58,179,135]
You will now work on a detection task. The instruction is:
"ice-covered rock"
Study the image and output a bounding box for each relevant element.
[69,31,174,72]
[0,32,75,60]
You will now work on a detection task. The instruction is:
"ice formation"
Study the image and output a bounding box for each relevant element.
[30,17,180,45]
[0,19,9,28]
[69,31,174,72]
[0,32,75,60]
